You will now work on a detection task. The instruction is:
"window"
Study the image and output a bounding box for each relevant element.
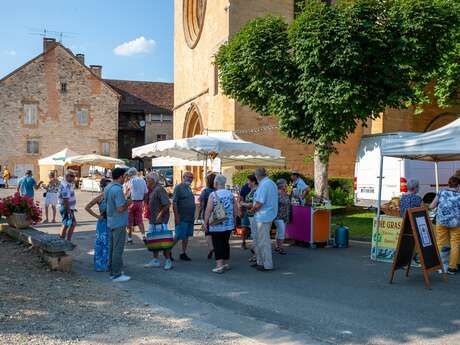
[60,82,67,93]
[24,104,38,125]
[26,140,39,154]
[123,135,136,146]
[156,134,167,142]
[77,108,89,125]
[101,142,110,156]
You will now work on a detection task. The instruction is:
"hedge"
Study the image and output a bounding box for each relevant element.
[232,169,354,205]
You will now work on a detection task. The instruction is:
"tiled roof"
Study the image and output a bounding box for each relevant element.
[104,79,174,114]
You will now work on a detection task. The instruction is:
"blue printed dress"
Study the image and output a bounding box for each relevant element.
[94,199,109,272]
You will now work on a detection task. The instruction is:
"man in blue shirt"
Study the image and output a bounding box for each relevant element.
[251,167,278,271]
[290,172,310,205]
[104,168,131,283]
[17,170,42,199]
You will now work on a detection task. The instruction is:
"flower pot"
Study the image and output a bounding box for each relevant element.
[7,213,32,229]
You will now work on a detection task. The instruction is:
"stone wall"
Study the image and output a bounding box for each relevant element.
[0,44,119,177]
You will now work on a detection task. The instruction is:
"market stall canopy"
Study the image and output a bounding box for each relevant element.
[64,154,124,168]
[382,118,460,161]
[38,148,80,166]
[151,155,286,168]
[132,131,282,161]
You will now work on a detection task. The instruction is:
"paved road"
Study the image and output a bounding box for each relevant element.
[3,188,460,345]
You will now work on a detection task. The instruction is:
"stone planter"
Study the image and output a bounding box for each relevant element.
[7,213,32,229]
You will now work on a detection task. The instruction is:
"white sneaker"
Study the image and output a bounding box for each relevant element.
[144,259,161,268]
[164,259,173,270]
[112,274,131,282]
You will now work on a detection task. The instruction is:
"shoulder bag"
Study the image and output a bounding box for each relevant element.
[209,192,227,225]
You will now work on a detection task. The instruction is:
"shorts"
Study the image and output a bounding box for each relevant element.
[175,221,194,240]
[45,192,58,206]
[128,200,144,227]
[274,219,286,240]
[241,214,250,228]
[60,207,76,227]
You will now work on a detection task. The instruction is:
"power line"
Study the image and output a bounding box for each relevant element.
[204,125,279,135]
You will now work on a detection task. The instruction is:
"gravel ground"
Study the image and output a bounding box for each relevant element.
[0,233,264,345]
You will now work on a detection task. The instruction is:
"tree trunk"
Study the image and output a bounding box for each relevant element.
[314,147,330,200]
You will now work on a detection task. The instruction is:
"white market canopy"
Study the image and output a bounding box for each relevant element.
[133,132,283,163]
[38,148,80,166]
[382,118,460,162]
[64,154,124,168]
[151,155,286,168]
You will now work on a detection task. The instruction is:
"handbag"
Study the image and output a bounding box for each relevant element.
[209,192,227,225]
[144,224,174,252]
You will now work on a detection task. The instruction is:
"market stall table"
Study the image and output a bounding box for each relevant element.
[286,205,331,246]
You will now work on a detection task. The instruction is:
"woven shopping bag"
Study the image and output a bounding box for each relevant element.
[144,224,174,252]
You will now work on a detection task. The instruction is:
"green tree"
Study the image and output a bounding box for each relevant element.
[215,0,460,198]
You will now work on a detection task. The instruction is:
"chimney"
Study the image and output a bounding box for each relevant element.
[90,65,102,78]
[76,54,85,65]
[43,37,57,52]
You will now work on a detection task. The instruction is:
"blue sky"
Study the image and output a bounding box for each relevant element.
[0,0,174,82]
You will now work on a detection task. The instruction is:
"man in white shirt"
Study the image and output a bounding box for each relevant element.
[125,168,148,244]
[251,167,278,271]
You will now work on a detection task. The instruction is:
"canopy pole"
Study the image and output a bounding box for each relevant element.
[374,154,384,260]
[435,161,440,193]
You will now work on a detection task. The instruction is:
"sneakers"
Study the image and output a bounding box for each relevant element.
[144,258,161,268]
[112,274,131,282]
[212,266,225,274]
[164,259,173,270]
[447,268,458,275]
[180,253,192,261]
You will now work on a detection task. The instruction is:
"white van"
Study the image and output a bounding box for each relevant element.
[354,132,460,207]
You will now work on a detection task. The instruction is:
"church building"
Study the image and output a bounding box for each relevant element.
[174,0,460,185]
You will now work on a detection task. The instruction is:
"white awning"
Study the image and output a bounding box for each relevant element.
[382,118,460,161]
[133,131,282,161]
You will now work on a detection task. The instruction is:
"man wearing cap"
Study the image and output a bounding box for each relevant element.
[290,171,310,205]
[59,170,77,241]
[17,170,42,199]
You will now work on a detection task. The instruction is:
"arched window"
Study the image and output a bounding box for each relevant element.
[183,0,207,49]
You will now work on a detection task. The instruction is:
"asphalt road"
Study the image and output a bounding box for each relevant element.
[3,188,460,345]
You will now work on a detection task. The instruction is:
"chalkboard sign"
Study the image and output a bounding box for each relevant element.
[389,208,445,289]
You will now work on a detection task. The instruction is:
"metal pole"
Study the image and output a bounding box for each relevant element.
[374,154,384,260]
[434,161,440,193]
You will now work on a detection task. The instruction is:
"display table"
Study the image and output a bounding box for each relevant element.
[286,205,331,245]
[80,178,101,192]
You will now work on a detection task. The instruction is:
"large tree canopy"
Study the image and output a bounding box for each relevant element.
[215,0,460,197]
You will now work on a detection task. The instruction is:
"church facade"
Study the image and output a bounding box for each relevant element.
[174,0,460,185]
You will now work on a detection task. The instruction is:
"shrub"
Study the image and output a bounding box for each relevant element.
[232,169,311,187]
[330,187,354,206]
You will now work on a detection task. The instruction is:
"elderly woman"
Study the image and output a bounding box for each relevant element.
[204,175,238,274]
[198,173,216,259]
[274,179,290,255]
[42,171,61,223]
[144,172,173,270]
[85,178,112,272]
[399,179,423,217]
[430,176,460,274]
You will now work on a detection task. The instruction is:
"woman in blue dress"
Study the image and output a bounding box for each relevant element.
[85,178,111,272]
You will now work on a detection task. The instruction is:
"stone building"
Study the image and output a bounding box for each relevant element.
[104,80,174,170]
[0,38,119,178]
[174,0,460,184]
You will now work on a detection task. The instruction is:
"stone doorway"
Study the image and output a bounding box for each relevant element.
[183,103,204,188]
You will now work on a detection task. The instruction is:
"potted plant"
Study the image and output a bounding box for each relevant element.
[0,193,42,228]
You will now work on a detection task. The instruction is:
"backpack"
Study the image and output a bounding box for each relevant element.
[209,192,227,225]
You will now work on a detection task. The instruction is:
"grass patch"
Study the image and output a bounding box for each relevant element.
[332,211,375,241]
